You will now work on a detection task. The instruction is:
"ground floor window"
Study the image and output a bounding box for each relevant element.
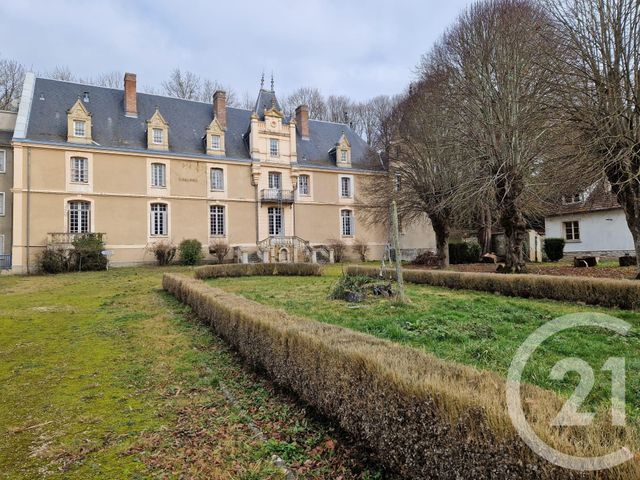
[150,203,168,236]
[563,220,580,241]
[210,205,225,236]
[268,207,283,236]
[341,209,354,236]
[68,200,91,233]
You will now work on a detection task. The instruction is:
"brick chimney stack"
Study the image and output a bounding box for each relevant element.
[124,73,137,117]
[295,105,309,139]
[213,90,227,129]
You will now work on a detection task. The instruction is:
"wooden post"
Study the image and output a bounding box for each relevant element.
[391,200,406,303]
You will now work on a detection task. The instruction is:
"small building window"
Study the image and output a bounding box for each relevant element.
[270,138,279,157]
[210,168,224,191]
[150,203,168,236]
[268,171,282,190]
[563,193,583,204]
[0,150,5,173]
[70,157,89,184]
[210,205,225,236]
[268,206,283,236]
[298,174,310,196]
[151,163,166,188]
[340,176,352,198]
[73,120,86,137]
[68,200,91,233]
[341,209,354,236]
[211,134,221,150]
[0,192,4,216]
[152,128,164,145]
[340,149,348,162]
[564,221,580,241]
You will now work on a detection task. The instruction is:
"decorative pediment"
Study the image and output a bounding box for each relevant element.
[67,98,92,144]
[205,117,226,155]
[335,133,351,167]
[264,106,284,119]
[146,108,169,151]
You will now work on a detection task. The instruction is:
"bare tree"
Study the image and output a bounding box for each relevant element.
[162,68,201,100]
[326,95,353,123]
[283,87,327,119]
[48,65,75,81]
[437,0,564,273]
[90,71,123,88]
[0,56,25,111]
[549,0,640,276]
[200,79,238,106]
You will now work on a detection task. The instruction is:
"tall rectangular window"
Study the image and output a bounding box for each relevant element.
[341,209,354,236]
[151,163,166,188]
[340,149,348,162]
[268,171,282,189]
[0,150,5,173]
[211,134,221,150]
[268,207,283,236]
[73,120,86,137]
[0,234,4,255]
[68,201,91,233]
[0,192,4,216]
[298,174,310,196]
[269,138,279,157]
[563,221,580,241]
[70,157,89,183]
[150,203,168,236]
[210,205,225,236]
[340,176,352,198]
[152,128,163,144]
[210,168,224,191]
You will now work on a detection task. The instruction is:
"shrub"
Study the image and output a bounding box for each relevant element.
[72,233,108,271]
[328,274,373,302]
[148,241,177,266]
[328,239,347,262]
[39,249,70,274]
[348,265,640,310]
[194,262,322,280]
[544,238,565,262]
[411,250,439,266]
[448,241,481,264]
[164,273,637,479]
[352,238,369,262]
[209,240,230,264]
[179,239,204,266]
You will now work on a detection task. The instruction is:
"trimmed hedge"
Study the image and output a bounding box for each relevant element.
[347,265,640,309]
[449,241,482,264]
[163,273,637,479]
[544,238,565,262]
[194,262,322,280]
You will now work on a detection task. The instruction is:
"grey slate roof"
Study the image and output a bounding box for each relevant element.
[23,77,379,171]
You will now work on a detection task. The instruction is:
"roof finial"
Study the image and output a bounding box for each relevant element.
[270,72,274,91]
[260,72,265,89]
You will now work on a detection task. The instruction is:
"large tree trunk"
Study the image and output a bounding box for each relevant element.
[498,196,528,274]
[430,215,450,269]
[613,180,640,279]
[477,206,492,255]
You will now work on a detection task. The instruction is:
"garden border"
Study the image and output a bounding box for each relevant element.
[194,263,322,280]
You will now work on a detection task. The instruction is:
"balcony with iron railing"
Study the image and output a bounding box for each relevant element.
[260,188,295,204]
[47,232,106,247]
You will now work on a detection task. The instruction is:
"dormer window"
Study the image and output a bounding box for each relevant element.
[270,139,279,158]
[73,120,86,137]
[205,118,225,155]
[211,134,221,150]
[563,193,583,204]
[341,149,347,162]
[333,133,351,167]
[152,128,163,144]
[146,108,169,151]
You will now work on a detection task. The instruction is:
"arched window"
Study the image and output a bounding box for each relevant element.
[341,209,354,237]
[150,203,168,236]
[68,201,91,233]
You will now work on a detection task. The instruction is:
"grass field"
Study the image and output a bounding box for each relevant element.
[212,264,640,421]
[0,267,385,479]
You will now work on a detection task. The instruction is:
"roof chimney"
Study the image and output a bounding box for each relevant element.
[213,90,227,129]
[124,72,137,117]
[295,105,309,139]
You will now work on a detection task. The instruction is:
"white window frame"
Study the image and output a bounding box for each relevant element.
[70,157,89,184]
[67,200,91,234]
[73,120,86,137]
[150,202,169,237]
[0,192,4,216]
[340,149,348,162]
[209,205,226,237]
[0,234,4,255]
[563,220,580,241]
[152,128,164,145]
[211,134,221,150]
[210,167,224,191]
[269,138,279,158]
[341,209,354,237]
[151,162,167,188]
[298,174,310,196]
[340,175,353,198]
[268,206,284,236]
[0,150,5,173]
[268,171,282,190]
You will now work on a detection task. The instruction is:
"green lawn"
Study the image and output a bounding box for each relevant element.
[0,267,385,479]
[212,264,640,421]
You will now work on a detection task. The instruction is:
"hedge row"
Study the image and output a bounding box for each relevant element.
[347,265,640,309]
[194,262,322,280]
[163,273,637,479]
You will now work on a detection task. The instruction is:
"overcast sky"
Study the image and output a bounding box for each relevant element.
[0,0,473,101]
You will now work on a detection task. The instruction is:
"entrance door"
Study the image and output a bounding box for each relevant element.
[268,207,284,236]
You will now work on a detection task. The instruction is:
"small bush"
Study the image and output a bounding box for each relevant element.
[149,241,177,266]
[209,240,230,264]
[39,249,70,274]
[328,274,373,302]
[179,239,204,266]
[411,251,439,266]
[352,239,369,262]
[449,241,481,264]
[72,233,107,271]
[544,238,565,262]
[194,262,322,280]
[328,239,347,263]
